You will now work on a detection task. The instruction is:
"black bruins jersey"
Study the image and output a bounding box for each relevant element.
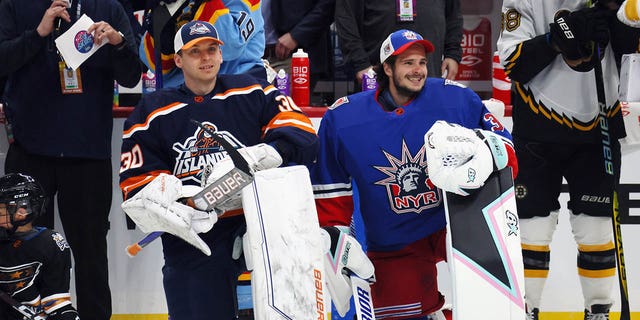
[0,227,78,320]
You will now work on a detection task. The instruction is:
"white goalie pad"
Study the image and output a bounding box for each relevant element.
[241,166,331,320]
[444,168,525,320]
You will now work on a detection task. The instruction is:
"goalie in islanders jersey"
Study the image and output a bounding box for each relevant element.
[0,173,80,320]
[119,20,317,320]
[497,0,640,319]
[309,29,518,320]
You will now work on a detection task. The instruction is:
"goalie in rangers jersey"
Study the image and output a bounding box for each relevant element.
[497,0,640,319]
[309,29,518,320]
[119,20,318,319]
[0,173,80,320]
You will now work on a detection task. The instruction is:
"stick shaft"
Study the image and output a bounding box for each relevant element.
[594,56,630,319]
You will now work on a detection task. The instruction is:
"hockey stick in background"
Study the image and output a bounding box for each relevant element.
[593,51,630,320]
[0,290,40,320]
[126,119,254,257]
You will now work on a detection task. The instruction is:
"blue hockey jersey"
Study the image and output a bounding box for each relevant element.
[310,78,516,252]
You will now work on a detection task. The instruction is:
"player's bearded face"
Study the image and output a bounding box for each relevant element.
[390,45,428,96]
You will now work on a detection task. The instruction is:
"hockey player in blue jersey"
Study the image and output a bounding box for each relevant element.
[119,20,317,319]
[309,29,519,320]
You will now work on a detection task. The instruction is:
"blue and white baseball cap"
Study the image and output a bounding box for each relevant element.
[174,20,224,53]
[379,29,435,64]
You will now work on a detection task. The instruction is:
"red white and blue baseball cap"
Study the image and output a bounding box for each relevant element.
[379,29,435,64]
[174,20,224,53]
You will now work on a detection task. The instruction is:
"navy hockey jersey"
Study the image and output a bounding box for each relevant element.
[119,73,317,204]
[310,78,516,252]
[0,228,75,320]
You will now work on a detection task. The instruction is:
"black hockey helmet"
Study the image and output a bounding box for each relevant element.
[0,173,46,232]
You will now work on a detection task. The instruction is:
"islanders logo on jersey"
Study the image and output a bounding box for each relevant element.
[172,122,244,184]
[373,140,441,214]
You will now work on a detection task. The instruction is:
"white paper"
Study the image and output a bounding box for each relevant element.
[54,14,107,70]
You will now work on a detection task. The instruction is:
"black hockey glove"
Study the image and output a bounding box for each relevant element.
[549,7,611,62]
[549,9,593,60]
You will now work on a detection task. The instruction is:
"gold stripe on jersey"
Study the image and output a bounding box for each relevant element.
[503,42,524,76]
[241,0,261,12]
[513,82,618,132]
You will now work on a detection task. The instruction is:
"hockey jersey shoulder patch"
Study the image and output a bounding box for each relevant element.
[51,232,70,252]
[444,79,467,88]
[329,96,349,110]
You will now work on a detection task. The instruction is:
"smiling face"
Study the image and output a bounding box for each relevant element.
[174,39,223,93]
[384,44,428,105]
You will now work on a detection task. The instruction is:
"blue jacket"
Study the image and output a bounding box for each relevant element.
[0,0,142,159]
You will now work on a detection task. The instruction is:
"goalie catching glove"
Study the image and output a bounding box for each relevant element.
[201,143,283,214]
[320,226,375,317]
[121,174,217,255]
[424,120,509,196]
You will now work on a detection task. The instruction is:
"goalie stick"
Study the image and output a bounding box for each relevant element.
[0,290,41,320]
[350,273,376,320]
[126,119,254,257]
[593,50,630,320]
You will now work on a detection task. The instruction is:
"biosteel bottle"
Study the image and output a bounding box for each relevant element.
[291,48,310,106]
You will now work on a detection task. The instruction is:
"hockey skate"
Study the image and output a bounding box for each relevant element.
[584,304,610,320]
[526,307,539,320]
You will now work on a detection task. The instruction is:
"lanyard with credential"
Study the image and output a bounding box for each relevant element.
[56,0,84,94]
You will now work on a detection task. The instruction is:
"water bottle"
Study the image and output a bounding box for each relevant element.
[142,70,157,94]
[291,48,310,106]
[361,68,378,92]
[275,69,290,96]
